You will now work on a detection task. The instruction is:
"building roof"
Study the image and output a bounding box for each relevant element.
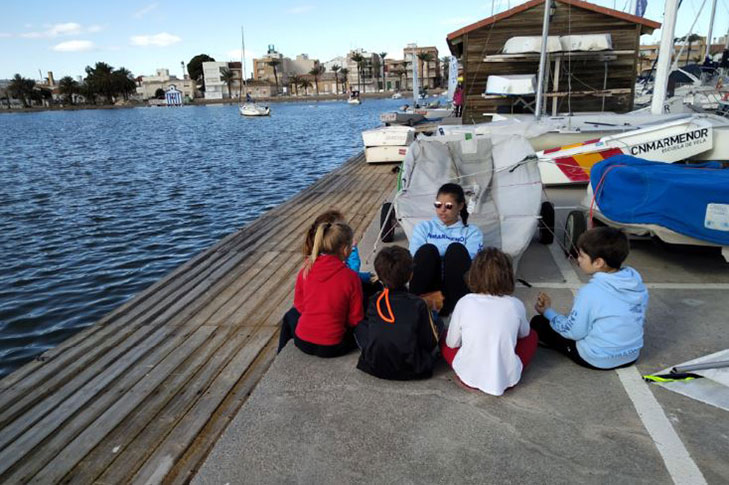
[447,0,661,41]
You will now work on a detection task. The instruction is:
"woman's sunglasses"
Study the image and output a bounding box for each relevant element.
[433,201,454,210]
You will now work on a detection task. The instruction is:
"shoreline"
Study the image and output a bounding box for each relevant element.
[0,89,444,114]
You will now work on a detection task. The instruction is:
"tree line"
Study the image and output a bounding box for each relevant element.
[4,62,137,108]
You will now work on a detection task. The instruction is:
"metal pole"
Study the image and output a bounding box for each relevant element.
[651,0,679,114]
[535,0,552,119]
[705,0,718,61]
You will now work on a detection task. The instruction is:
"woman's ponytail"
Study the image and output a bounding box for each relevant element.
[460,205,469,226]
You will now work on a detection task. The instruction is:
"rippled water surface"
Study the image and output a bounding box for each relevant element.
[0,98,406,376]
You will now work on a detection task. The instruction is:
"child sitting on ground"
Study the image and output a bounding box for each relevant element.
[278,210,373,353]
[356,246,440,380]
[532,226,648,370]
[281,221,364,358]
[441,247,537,396]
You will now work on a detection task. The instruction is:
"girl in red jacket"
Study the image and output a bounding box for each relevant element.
[283,221,364,358]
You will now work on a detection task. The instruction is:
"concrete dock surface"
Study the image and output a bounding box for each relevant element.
[194,187,729,484]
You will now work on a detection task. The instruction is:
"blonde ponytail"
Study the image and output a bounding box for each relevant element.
[304,222,353,277]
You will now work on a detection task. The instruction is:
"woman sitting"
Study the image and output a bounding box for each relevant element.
[409,183,483,316]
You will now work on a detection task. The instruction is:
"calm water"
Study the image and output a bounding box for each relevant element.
[0,98,407,376]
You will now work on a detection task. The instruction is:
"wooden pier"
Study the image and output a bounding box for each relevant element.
[0,153,396,484]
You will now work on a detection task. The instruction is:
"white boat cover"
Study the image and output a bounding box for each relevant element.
[365,146,409,163]
[503,36,561,54]
[394,134,541,261]
[559,34,612,52]
[362,126,415,147]
[486,74,537,95]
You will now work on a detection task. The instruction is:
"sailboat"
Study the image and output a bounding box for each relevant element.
[239,27,270,117]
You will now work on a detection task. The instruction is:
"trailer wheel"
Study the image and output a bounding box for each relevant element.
[380,202,396,242]
[538,201,555,244]
[564,210,587,258]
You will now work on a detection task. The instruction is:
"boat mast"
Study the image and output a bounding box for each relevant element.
[704,0,718,62]
[651,0,679,114]
[241,26,248,100]
[534,0,552,120]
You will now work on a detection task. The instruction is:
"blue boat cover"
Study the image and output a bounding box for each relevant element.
[591,155,729,245]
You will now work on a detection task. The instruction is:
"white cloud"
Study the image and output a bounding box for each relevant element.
[133,3,159,18]
[286,5,314,14]
[0,33,12,38]
[53,40,95,52]
[20,22,102,38]
[130,32,181,47]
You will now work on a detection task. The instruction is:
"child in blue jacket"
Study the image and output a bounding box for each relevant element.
[532,227,648,369]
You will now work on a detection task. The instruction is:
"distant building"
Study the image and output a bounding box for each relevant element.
[253,46,318,93]
[402,45,440,92]
[165,85,183,106]
[384,59,408,92]
[202,62,243,100]
[344,49,381,93]
[242,80,275,99]
[138,68,196,101]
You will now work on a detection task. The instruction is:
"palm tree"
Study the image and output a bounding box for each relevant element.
[350,53,364,92]
[220,67,236,99]
[113,67,136,101]
[331,64,341,94]
[417,52,434,91]
[674,33,703,66]
[392,67,406,91]
[58,76,79,105]
[266,59,281,95]
[339,68,349,93]
[309,64,326,96]
[299,78,313,96]
[289,75,302,96]
[440,56,450,88]
[8,74,34,108]
[378,52,387,90]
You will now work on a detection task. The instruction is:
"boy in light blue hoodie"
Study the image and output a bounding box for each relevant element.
[531,227,648,369]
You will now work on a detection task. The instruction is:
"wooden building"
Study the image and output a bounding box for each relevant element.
[446,0,660,123]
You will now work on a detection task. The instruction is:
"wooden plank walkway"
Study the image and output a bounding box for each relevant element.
[0,153,396,484]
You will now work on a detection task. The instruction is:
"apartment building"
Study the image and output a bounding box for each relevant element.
[402,45,440,91]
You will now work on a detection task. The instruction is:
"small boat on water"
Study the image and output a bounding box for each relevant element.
[239,27,270,117]
[391,92,403,99]
[239,103,270,116]
[348,90,362,105]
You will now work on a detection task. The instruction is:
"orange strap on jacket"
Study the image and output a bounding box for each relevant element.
[376,288,395,324]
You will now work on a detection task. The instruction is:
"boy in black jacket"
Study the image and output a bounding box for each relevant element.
[356,246,441,380]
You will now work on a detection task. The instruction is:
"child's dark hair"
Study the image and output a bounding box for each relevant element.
[437,183,469,226]
[303,210,344,257]
[467,247,514,296]
[577,227,629,269]
[374,247,413,289]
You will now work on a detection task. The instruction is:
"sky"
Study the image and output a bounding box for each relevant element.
[1,0,728,81]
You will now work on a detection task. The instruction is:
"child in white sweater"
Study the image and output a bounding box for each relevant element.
[441,248,537,396]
